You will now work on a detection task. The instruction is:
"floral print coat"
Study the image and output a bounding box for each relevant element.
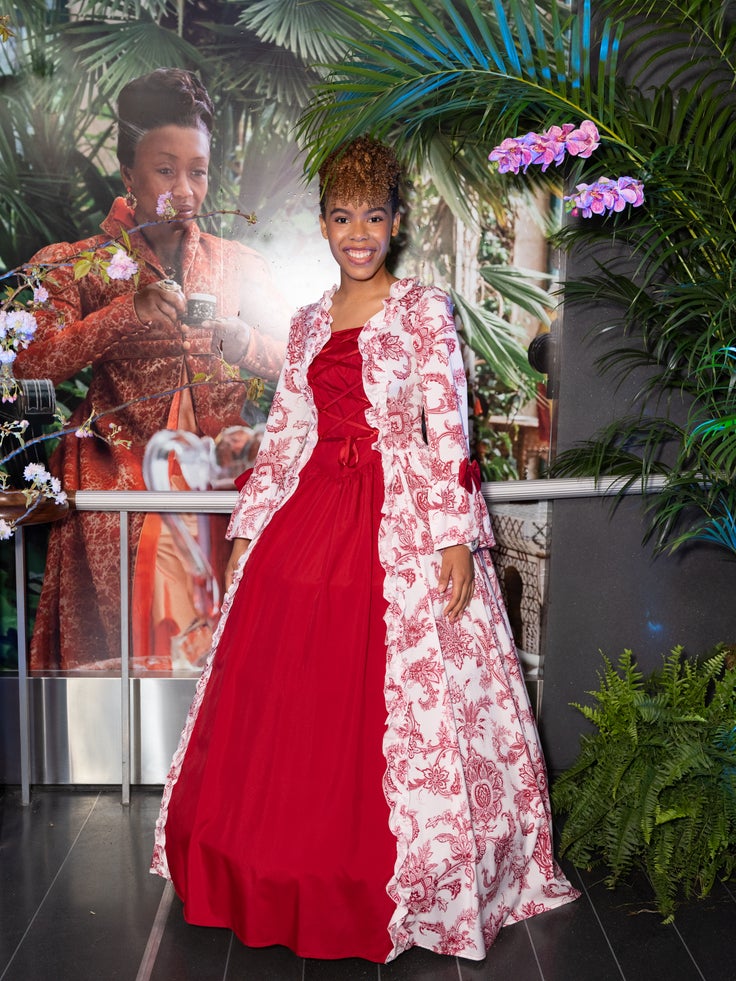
[154,278,577,960]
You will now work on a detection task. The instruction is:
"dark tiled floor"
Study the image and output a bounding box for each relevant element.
[1,787,735,981]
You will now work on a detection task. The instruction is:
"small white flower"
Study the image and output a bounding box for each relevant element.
[0,518,13,540]
[5,309,37,347]
[23,462,49,482]
[106,249,139,281]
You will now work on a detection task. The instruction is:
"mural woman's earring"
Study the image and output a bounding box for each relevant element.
[125,187,137,210]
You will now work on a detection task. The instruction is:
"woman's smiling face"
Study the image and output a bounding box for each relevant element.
[319,197,400,284]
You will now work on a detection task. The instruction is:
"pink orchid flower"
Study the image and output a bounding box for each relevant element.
[565,120,600,158]
[488,137,533,174]
[616,176,645,207]
[564,176,645,218]
[526,127,568,171]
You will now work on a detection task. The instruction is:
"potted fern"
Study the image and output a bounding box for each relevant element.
[551,646,736,921]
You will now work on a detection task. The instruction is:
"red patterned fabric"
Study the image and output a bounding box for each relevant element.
[152,280,579,962]
[15,198,285,669]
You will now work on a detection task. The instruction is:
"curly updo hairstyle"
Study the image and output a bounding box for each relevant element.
[318,136,402,217]
[116,68,214,168]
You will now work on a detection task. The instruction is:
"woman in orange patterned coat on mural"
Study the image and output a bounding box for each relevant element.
[15,68,288,672]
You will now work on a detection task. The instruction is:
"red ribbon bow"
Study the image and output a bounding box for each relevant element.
[459,458,481,493]
[338,435,359,468]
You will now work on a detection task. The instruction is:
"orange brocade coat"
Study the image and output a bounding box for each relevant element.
[15,198,283,670]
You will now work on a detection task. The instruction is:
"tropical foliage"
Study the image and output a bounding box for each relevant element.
[297,0,736,556]
[0,0,539,399]
[552,647,736,921]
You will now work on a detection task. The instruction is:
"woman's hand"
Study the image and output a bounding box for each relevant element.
[438,544,475,622]
[134,281,186,328]
[207,316,252,363]
[225,537,251,590]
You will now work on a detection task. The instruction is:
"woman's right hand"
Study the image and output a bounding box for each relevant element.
[225,537,251,590]
[133,281,187,328]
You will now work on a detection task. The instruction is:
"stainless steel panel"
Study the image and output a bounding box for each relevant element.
[0,676,196,786]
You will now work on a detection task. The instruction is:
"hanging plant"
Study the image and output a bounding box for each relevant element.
[552,646,736,922]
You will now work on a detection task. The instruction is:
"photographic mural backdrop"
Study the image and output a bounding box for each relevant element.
[0,0,547,675]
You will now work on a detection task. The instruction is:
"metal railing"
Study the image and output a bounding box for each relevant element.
[14,475,666,804]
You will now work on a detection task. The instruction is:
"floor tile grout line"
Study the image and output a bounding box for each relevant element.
[220,931,235,981]
[0,790,102,981]
[454,954,463,981]
[522,920,546,981]
[668,921,708,981]
[637,870,708,981]
[134,879,176,981]
[568,866,628,980]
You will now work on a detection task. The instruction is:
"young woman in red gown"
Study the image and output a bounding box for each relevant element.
[152,136,578,963]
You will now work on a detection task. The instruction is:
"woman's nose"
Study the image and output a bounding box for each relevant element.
[172,172,193,197]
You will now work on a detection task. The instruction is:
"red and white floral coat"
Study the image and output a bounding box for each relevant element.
[153,278,578,960]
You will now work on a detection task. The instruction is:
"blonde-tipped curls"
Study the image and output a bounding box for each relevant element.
[319,136,402,216]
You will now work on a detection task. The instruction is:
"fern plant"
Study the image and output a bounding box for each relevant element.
[552,647,736,922]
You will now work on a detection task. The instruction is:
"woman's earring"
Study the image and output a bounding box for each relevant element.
[125,187,137,210]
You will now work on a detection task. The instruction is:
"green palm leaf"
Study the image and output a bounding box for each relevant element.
[236,0,361,62]
[450,287,541,397]
[298,0,624,180]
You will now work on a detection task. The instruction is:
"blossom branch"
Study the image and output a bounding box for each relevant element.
[0,372,263,471]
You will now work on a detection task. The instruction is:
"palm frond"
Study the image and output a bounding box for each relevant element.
[478,264,553,325]
[450,287,541,397]
[235,0,360,62]
[60,20,203,100]
[298,0,624,178]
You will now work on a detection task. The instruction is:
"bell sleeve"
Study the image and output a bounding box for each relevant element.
[414,287,494,552]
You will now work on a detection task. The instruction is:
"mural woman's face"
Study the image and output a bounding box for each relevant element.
[120,124,210,228]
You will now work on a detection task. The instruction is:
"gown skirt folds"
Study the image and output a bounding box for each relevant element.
[162,327,398,962]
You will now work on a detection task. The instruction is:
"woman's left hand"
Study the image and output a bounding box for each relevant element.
[438,544,475,622]
[206,317,252,363]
